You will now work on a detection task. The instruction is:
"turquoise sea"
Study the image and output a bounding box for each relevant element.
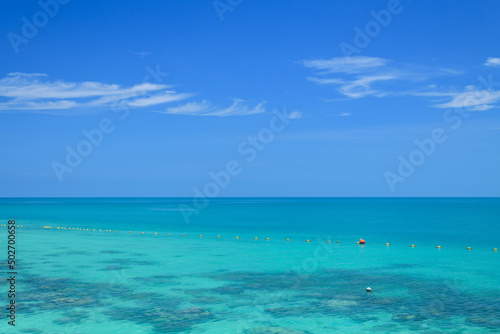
[1,198,499,333]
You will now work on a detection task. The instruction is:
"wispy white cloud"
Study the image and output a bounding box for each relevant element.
[127,91,193,107]
[326,112,351,117]
[433,88,500,110]
[484,57,500,68]
[166,99,214,114]
[288,110,303,119]
[301,56,481,110]
[129,50,152,58]
[163,99,266,116]
[306,77,344,85]
[438,67,464,75]
[0,73,268,117]
[301,56,405,99]
[0,72,190,113]
[471,104,495,111]
[337,74,397,98]
[6,72,47,78]
[301,56,389,74]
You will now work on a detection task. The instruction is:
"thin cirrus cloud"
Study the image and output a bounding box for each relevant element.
[302,55,500,111]
[429,58,500,111]
[300,56,390,74]
[164,99,266,116]
[432,88,500,111]
[0,73,267,117]
[484,57,500,68]
[302,56,405,99]
[0,72,190,113]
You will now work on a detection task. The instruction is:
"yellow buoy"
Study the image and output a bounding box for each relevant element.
[182,234,185,236]
[356,241,360,244]
[168,233,171,236]
[411,245,415,247]
[327,240,331,243]
[306,240,310,243]
[467,247,471,250]
[142,232,145,234]
[155,233,158,235]
[494,248,497,251]
[286,238,290,241]
[266,237,270,241]
[386,243,390,246]
[437,246,441,248]
[217,235,221,238]
[129,231,132,233]
[200,235,203,238]
[236,236,239,239]
[254,237,258,240]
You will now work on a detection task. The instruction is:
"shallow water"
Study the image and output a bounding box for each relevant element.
[0,198,499,333]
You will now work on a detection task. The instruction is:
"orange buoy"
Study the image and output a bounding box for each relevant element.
[494,248,497,251]
[386,243,390,246]
[467,247,471,250]
[286,238,290,241]
[411,244,415,247]
[337,240,339,243]
[437,246,441,248]
[359,239,365,244]
[217,235,221,238]
[306,240,310,242]
[327,240,331,243]
[254,237,258,240]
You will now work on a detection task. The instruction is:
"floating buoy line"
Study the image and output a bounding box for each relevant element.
[27,225,498,252]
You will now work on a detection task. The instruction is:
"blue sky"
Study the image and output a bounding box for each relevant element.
[1,0,500,197]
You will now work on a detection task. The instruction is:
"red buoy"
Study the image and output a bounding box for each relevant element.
[359,239,365,244]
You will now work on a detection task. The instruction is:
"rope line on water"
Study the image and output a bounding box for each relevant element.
[35,225,499,252]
